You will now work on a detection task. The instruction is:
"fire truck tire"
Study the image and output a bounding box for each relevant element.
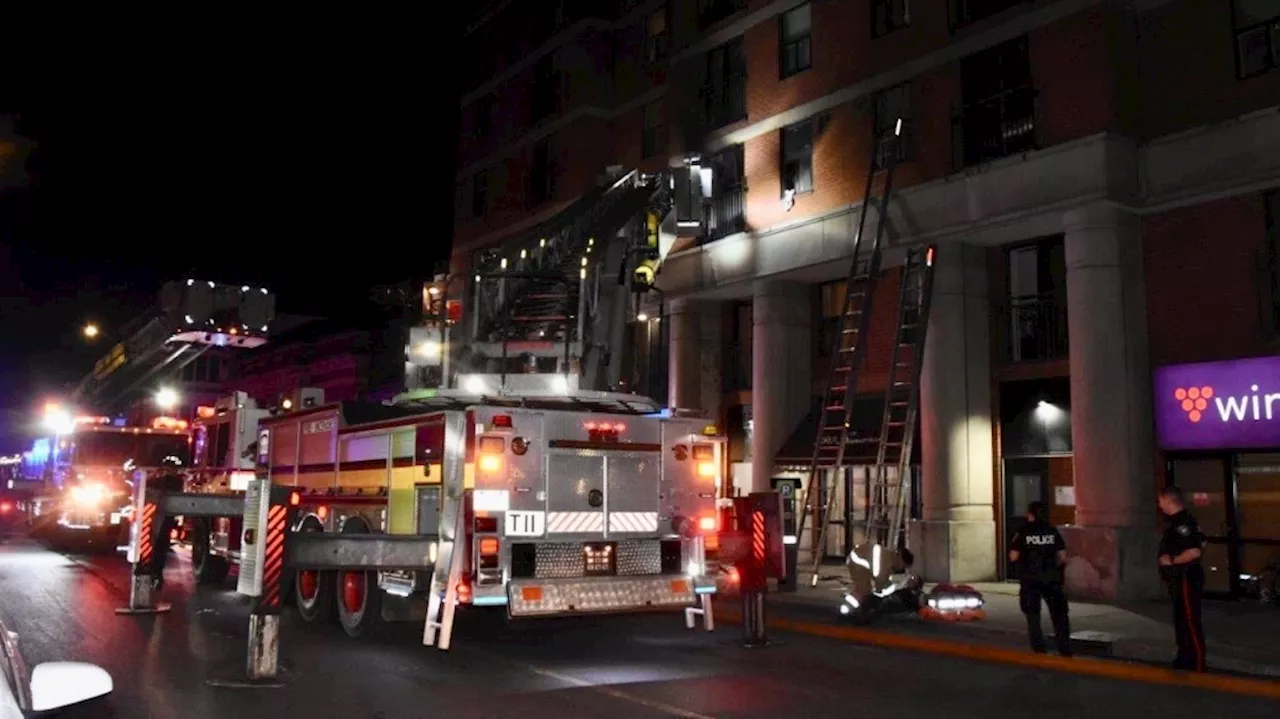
[295,517,336,624]
[191,518,231,585]
[335,517,385,639]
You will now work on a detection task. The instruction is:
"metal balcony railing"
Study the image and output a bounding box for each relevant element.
[952,85,1038,169]
[998,293,1069,363]
[949,0,1027,31]
[704,78,746,130]
[706,187,745,242]
[697,0,745,30]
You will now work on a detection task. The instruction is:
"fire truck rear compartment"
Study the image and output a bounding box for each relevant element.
[507,538,680,579]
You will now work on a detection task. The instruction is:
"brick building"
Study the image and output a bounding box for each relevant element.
[451,0,1280,600]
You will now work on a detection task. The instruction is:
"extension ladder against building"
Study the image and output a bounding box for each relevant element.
[795,119,903,586]
[865,245,937,549]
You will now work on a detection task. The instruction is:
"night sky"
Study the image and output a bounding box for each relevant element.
[0,39,458,449]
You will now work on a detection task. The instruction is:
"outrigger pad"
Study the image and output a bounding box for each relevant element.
[114,603,172,615]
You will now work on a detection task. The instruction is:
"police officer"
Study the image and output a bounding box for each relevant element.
[1157,485,1207,672]
[1008,501,1072,656]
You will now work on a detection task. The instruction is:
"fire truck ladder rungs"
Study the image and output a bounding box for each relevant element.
[422,489,468,651]
[865,245,937,550]
[797,119,904,587]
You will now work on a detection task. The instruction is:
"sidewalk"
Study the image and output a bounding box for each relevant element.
[749,578,1280,678]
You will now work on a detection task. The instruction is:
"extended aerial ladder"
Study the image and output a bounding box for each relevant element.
[73,280,275,414]
[461,168,671,392]
[793,118,938,586]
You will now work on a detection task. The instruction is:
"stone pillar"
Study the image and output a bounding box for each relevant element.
[908,243,997,582]
[667,299,723,420]
[750,282,811,493]
[1059,205,1161,601]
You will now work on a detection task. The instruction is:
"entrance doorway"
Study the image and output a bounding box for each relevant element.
[1004,458,1047,578]
[1169,454,1280,598]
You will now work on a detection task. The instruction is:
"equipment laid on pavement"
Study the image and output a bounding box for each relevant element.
[794,114,938,584]
[918,583,986,622]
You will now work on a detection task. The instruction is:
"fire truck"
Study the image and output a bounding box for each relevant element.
[23,416,192,546]
[183,378,726,638]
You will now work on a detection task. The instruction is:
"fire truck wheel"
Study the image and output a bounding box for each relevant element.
[295,516,335,624]
[191,518,230,585]
[335,517,385,639]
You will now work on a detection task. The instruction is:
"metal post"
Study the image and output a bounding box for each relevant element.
[246,614,280,680]
[742,589,767,647]
[116,471,171,615]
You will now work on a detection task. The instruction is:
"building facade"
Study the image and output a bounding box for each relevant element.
[452,0,1280,600]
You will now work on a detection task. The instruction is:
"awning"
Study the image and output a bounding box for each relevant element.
[773,393,920,468]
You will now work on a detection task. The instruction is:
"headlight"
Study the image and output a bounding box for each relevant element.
[70,484,106,506]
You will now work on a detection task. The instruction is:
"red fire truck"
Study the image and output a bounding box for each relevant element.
[183,380,727,638]
[24,416,192,547]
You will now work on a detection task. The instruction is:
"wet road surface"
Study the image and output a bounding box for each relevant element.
[0,537,1275,718]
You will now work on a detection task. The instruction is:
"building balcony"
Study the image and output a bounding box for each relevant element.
[706,188,746,242]
[697,0,746,30]
[996,293,1069,364]
[949,0,1028,31]
[952,85,1039,169]
[704,80,747,131]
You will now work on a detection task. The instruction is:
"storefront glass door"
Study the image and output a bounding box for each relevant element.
[1236,454,1280,588]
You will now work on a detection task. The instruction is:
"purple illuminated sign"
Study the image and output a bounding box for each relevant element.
[1153,356,1280,451]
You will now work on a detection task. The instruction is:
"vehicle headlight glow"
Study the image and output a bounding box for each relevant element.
[71,484,106,506]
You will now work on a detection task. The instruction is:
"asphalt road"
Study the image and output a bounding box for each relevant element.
[0,537,1275,719]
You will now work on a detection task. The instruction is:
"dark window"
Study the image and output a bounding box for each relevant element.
[697,0,745,29]
[530,54,560,125]
[779,3,812,78]
[529,136,555,206]
[872,0,910,38]
[645,5,670,63]
[705,37,747,129]
[1004,236,1068,362]
[1233,0,1280,78]
[474,94,494,138]
[780,120,814,196]
[949,0,1024,30]
[1263,190,1280,337]
[642,101,663,158]
[954,36,1036,168]
[472,170,489,217]
[706,144,746,241]
[873,84,912,170]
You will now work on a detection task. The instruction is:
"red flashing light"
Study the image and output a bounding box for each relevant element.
[289,491,301,507]
[698,515,717,532]
[456,580,473,603]
[490,414,512,429]
[586,421,625,443]
[0,502,11,514]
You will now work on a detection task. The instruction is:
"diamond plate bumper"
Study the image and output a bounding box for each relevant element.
[507,575,699,618]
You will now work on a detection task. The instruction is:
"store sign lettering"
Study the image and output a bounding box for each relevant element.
[1154,356,1280,451]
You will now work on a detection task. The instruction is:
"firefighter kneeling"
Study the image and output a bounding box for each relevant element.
[839,539,922,623]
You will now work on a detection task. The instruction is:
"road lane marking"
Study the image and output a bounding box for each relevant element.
[715,604,1280,700]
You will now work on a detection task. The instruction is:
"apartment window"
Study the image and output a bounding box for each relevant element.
[705,37,747,129]
[474,94,494,138]
[706,144,746,241]
[781,120,814,196]
[698,0,745,30]
[954,36,1036,167]
[471,170,489,217]
[530,54,560,125]
[528,137,555,207]
[873,84,912,170]
[1234,0,1280,77]
[949,0,1024,30]
[779,3,812,79]
[645,5,669,63]
[642,101,663,158]
[1006,237,1068,362]
[872,0,910,38]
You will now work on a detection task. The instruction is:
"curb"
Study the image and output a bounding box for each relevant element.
[713,605,1280,700]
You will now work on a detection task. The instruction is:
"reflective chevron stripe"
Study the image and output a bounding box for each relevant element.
[608,512,659,533]
[546,511,605,533]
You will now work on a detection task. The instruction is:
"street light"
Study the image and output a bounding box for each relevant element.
[155,387,179,411]
[82,324,100,339]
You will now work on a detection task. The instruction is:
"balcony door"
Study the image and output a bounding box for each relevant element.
[1007,237,1067,362]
